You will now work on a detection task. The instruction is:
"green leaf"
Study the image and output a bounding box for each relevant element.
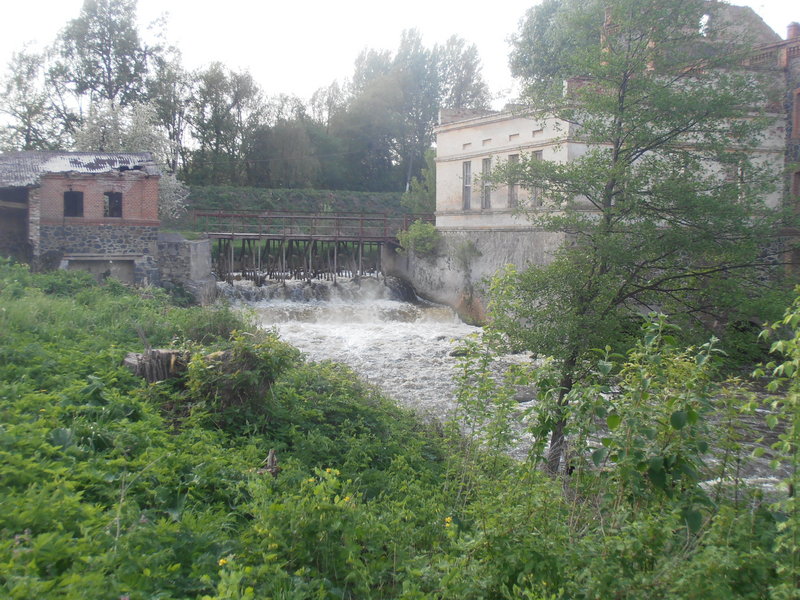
[647,459,667,491]
[606,413,621,430]
[683,509,703,533]
[591,448,608,466]
[670,410,687,430]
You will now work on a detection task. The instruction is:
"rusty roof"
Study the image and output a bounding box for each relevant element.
[0,151,160,187]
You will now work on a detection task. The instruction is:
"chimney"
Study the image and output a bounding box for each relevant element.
[788,22,800,40]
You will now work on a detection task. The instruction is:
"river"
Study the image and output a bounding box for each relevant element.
[219,276,786,491]
[219,277,481,421]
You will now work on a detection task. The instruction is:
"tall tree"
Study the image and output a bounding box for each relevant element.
[246,119,320,189]
[393,29,440,191]
[147,48,190,172]
[0,50,71,150]
[488,0,786,472]
[54,0,151,107]
[185,63,266,185]
[436,35,491,110]
[73,100,166,157]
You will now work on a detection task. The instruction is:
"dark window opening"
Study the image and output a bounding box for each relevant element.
[104,191,122,218]
[462,161,472,210]
[0,188,28,203]
[64,191,83,217]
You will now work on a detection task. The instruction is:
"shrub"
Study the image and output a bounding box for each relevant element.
[185,332,301,432]
[396,219,440,257]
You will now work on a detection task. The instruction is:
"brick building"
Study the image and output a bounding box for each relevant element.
[0,152,161,284]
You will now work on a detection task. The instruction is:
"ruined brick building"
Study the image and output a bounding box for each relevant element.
[0,152,161,284]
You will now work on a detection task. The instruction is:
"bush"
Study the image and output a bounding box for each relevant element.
[396,219,440,257]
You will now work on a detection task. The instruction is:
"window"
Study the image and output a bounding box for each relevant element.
[462,161,472,210]
[508,154,519,208]
[481,158,492,209]
[104,191,122,218]
[530,151,544,207]
[64,191,83,217]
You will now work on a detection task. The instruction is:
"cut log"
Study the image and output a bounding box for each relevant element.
[123,349,189,383]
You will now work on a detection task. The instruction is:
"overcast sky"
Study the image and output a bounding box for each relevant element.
[0,0,796,109]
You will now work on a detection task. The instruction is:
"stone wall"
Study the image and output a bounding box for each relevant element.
[40,223,159,256]
[157,233,217,304]
[40,223,159,285]
[384,227,564,322]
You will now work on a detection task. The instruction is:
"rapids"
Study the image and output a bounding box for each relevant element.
[218,277,481,420]
[219,276,785,491]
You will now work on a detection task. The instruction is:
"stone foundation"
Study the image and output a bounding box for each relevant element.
[157,233,217,304]
[40,223,160,285]
[384,227,565,323]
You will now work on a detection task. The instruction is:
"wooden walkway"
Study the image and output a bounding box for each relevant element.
[193,210,433,281]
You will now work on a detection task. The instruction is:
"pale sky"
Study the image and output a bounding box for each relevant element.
[0,0,796,109]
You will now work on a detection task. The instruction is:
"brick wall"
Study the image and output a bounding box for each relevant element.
[38,171,159,224]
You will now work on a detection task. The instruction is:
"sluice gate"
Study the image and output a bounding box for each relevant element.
[194,210,433,282]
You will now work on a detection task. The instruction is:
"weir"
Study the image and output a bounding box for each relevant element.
[194,210,433,282]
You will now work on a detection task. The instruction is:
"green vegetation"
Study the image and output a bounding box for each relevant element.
[1,260,798,598]
[396,220,441,258]
[490,0,793,472]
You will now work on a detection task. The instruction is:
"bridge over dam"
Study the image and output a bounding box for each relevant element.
[194,210,433,282]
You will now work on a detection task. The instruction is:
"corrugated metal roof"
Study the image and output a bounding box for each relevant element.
[0,151,160,187]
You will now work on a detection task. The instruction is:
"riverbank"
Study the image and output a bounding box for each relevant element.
[1,261,795,598]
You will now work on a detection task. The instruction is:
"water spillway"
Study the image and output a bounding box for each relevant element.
[218,277,481,419]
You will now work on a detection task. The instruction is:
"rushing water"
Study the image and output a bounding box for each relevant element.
[219,277,481,420]
[219,276,786,491]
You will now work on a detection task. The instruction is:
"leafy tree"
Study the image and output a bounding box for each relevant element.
[489,0,787,472]
[401,148,436,213]
[73,100,167,158]
[436,35,491,110]
[146,48,190,172]
[0,49,71,150]
[54,0,151,107]
[246,119,321,189]
[185,63,266,185]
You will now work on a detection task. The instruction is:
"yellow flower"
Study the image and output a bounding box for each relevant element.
[218,558,228,566]
[325,468,332,473]
[268,543,279,550]
[444,516,453,527]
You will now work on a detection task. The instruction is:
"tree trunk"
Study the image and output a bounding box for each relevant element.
[545,353,577,474]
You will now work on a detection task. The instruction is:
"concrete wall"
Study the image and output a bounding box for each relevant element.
[157,233,217,304]
[384,227,565,322]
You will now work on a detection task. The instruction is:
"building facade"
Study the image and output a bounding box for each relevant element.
[434,7,798,233]
[0,152,161,284]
